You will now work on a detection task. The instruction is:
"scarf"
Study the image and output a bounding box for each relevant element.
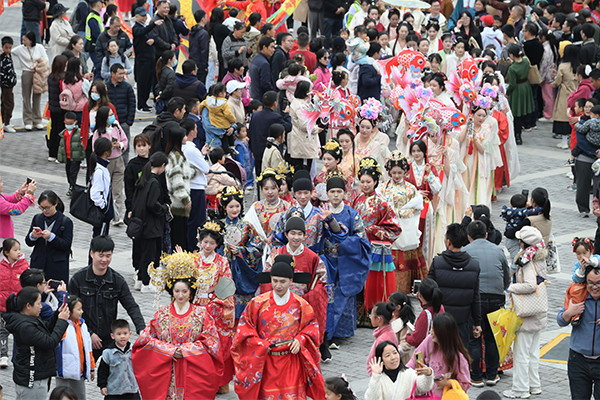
[520,240,546,264]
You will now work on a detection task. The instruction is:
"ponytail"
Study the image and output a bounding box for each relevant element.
[388,291,416,325]
[38,190,65,213]
[419,278,443,313]
[87,137,112,183]
[373,302,396,324]
[5,287,40,314]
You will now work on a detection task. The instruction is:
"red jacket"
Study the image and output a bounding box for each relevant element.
[0,254,29,312]
[568,79,594,117]
[81,102,118,150]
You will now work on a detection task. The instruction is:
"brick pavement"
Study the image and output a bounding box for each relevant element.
[0,4,592,397]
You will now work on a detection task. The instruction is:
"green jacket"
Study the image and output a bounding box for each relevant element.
[58,128,85,163]
[506,57,535,118]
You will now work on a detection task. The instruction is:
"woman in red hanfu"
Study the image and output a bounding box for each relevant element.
[132,253,222,399]
[231,255,325,400]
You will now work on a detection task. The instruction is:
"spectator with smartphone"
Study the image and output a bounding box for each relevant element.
[25,190,73,284]
[69,235,145,360]
[0,175,36,242]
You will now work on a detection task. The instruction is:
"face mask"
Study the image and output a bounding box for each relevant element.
[65,124,76,130]
[91,93,100,101]
[108,116,116,125]
[173,59,178,67]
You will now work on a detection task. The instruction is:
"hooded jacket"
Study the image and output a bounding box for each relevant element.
[198,96,236,129]
[124,155,149,212]
[172,73,207,102]
[189,24,209,71]
[481,27,503,57]
[428,249,481,325]
[3,311,68,387]
[132,173,169,238]
[0,254,29,312]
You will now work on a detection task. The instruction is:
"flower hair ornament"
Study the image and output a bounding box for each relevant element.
[357,156,382,179]
[359,98,383,121]
[148,251,200,306]
[572,237,595,253]
[257,168,283,184]
[385,150,410,172]
[217,185,244,204]
[480,83,499,99]
[475,95,493,110]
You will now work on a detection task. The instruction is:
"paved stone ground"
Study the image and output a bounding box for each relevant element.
[0,1,592,397]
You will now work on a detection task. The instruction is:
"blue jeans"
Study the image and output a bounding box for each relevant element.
[568,349,600,400]
[22,20,41,44]
[470,295,505,381]
[323,17,342,49]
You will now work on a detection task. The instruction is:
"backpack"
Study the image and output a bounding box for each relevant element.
[70,1,87,30]
[60,81,86,111]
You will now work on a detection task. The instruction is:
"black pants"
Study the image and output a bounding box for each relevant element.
[105,393,141,400]
[568,349,600,400]
[49,110,65,158]
[255,157,262,200]
[457,321,471,355]
[198,67,208,84]
[513,115,523,138]
[132,237,142,272]
[138,236,162,285]
[135,59,155,109]
[290,157,313,174]
[187,189,206,252]
[575,159,600,213]
[169,215,188,250]
[470,295,505,381]
[92,335,114,362]
[1,86,14,125]
[65,159,80,187]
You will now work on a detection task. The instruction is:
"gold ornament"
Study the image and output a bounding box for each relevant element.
[276,161,295,176]
[149,252,200,292]
[217,185,244,200]
[326,170,345,181]
[388,150,405,162]
[203,221,222,233]
[323,139,341,151]
[257,168,282,183]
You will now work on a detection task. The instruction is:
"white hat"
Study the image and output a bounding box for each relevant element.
[515,226,543,246]
[226,80,246,94]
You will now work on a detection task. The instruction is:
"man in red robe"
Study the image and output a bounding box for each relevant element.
[263,215,330,358]
[231,257,326,400]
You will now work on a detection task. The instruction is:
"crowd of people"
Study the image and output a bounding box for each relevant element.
[3,0,600,398]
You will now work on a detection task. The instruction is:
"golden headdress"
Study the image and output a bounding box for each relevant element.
[385,150,410,172]
[256,168,283,185]
[217,185,244,201]
[322,138,343,161]
[149,252,200,293]
[276,161,295,177]
[358,156,382,179]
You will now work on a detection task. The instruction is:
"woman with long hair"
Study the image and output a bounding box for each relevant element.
[25,190,73,283]
[209,7,231,80]
[365,340,435,399]
[165,124,194,250]
[131,152,169,292]
[67,35,91,76]
[551,44,579,144]
[61,57,88,123]
[288,80,320,172]
[405,278,444,350]
[11,31,49,131]
[91,106,128,226]
[47,55,69,161]
[407,313,472,396]
[389,23,410,56]
[454,11,482,48]
[154,50,177,108]
[355,101,390,168]
[539,29,558,122]
[101,38,132,80]
[313,49,332,94]
[244,13,262,61]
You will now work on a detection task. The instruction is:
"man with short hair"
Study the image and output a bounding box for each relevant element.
[173,59,207,102]
[222,22,250,71]
[464,220,510,387]
[145,96,186,153]
[69,235,145,360]
[559,266,600,399]
[511,6,525,39]
[189,9,209,82]
[290,33,317,73]
[132,7,163,113]
[232,254,326,399]
[580,23,600,67]
[272,33,293,82]
[591,69,600,102]
[428,223,481,350]
[151,0,178,61]
[106,63,135,164]
[579,9,600,44]
[96,16,133,68]
[249,37,275,101]
[248,91,291,175]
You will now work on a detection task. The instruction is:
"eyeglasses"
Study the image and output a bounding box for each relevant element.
[39,205,54,211]
[587,281,600,288]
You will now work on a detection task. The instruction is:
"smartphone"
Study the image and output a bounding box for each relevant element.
[522,189,529,197]
[111,137,118,143]
[413,279,422,294]
[48,280,60,290]
[26,177,32,185]
[434,376,444,381]
[415,351,424,364]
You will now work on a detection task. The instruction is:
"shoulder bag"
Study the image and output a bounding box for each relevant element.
[70,182,104,227]
[526,57,542,85]
[510,262,549,318]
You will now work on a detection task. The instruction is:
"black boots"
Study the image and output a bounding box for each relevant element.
[515,133,523,145]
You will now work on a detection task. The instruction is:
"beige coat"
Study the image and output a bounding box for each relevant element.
[50,18,75,59]
[33,58,50,94]
[551,62,577,122]
[262,145,285,172]
[527,214,552,246]
[509,248,548,332]
[293,0,309,23]
[289,97,320,160]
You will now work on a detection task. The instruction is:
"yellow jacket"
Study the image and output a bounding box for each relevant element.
[199,96,236,129]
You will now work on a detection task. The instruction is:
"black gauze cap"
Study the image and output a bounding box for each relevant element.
[270,261,294,278]
[327,176,346,192]
[285,216,306,233]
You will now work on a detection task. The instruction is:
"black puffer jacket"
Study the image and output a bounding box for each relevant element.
[132,173,169,238]
[47,75,63,113]
[23,0,45,21]
[3,311,68,387]
[124,156,148,212]
[428,249,481,325]
[105,78,136,126]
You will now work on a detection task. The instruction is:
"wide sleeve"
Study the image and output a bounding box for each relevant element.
[237,222,264,266]
[367,199,402,243]
[179,309,220,359]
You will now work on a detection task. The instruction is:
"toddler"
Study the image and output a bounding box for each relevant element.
[0,238,29,367]
[55,296,96,400]
[500,194,542,233]
[58,111,85,196]
[565,238,600,325]
[0,36,16,133]
[97,319,141,399]
[276,63,311,104]
[199,83,236,155]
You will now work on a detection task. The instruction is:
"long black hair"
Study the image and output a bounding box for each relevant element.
[87,137,113,183]
[95,106,112,135]
[388,291,416,325]
[410,139,428,163]
[419,278,443,313]
[316,48,329,72]
[563,44,581,74]
[531,187,551,219]
[38,190,65,213]
[138,152,168,188]
[324,377,357,400]
[165,124,186,156]
[5,286,40,314]
[64,57,83,85]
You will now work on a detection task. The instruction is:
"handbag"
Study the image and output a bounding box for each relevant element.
[407,379,441,400]
[527,60,542,85]
[70,183,104,227]
[441,379,468,400]
[510,263,549,318]
[125,216,144,240]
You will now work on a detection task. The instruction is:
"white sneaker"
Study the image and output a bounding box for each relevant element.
[503,390,530,399]
[0,356,9,368]
[141,284,157,293]
[4,125,15,133]
[25,124,32,131]
[112,219,124,226]
[530,388,542,395]
[556,142,569,149]
[538,117,553,123]
[48,157,56,162]
[35,124,44,130]
[134,280,143,290]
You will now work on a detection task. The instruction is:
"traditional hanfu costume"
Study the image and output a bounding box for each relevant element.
[382,151,428,294]
[352,157,402,322]
[492,107,511,191]
[321,174,371,340]
[271,202,326,252]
